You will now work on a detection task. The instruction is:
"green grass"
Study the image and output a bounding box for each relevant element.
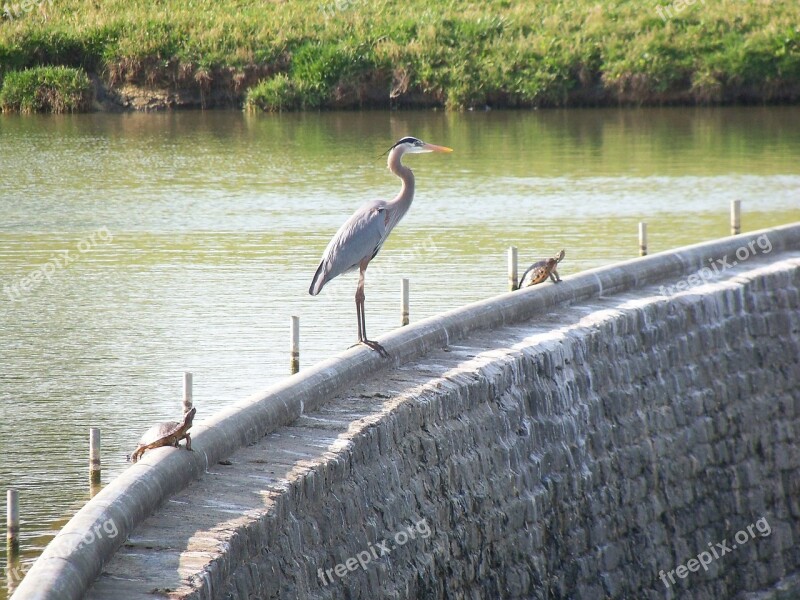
[245,74,298,112]
[0,0,798,112]
[0,65,91,112]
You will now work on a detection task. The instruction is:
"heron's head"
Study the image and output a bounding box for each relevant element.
[388,136,453,157]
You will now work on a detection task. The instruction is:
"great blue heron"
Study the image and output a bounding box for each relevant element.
[309,136,453,356]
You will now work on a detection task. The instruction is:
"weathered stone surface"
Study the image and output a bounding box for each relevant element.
[76,253,800,600]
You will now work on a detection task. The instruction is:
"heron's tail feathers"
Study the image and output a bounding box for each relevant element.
[309,261,327,296]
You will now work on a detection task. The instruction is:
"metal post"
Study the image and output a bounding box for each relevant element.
[290,316,300,374]
[182,371,193,413]
[508,246,518,291]
[639,222,648,256]
[731,200,741,235]
[89,428,101,487]
[7,489,19,555]
[401,278,409,326]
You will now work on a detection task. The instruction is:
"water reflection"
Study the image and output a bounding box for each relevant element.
[4,552,20,597]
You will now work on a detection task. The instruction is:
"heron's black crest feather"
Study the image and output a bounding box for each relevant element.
[379,136,423,157]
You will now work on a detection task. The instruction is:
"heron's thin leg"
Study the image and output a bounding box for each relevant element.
[359,301,367,343]
[353,266,388,358]
[356,300,367,343]
[355,291,364,342]
[355,269,366,342]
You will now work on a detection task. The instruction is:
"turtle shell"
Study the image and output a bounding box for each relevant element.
[521,260,551,286]
[520,250,565,288]
[138,420,182,446]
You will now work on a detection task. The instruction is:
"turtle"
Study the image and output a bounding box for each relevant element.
[520,249,565,287]
[129,407,196,463]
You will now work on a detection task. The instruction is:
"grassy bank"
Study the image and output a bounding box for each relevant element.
[0,65,90,112]
[0,0,798,112]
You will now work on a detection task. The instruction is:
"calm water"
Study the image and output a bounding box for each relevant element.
[0,107,798,595]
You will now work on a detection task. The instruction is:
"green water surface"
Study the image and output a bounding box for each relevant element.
[0,107,798,596]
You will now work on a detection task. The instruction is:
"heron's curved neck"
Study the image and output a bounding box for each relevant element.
[387,148,415,229]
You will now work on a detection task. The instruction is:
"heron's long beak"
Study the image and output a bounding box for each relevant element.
[423,143,454,153]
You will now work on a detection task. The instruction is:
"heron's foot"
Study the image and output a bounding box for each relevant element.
[361,339,389,358]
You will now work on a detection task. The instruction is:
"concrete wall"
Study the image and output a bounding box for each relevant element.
[210,254,800,599]
[11,224,800,600]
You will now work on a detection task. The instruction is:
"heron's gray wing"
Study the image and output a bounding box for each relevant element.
[309,201,387,295]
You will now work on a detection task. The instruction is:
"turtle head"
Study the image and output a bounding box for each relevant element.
[555,249,565,263]
[183,407,197,426]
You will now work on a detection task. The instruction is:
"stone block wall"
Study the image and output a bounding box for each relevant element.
[214,259,800,599]
[17,230,800,600]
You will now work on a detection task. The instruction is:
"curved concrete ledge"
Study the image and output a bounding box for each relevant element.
[11,222,800,600]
